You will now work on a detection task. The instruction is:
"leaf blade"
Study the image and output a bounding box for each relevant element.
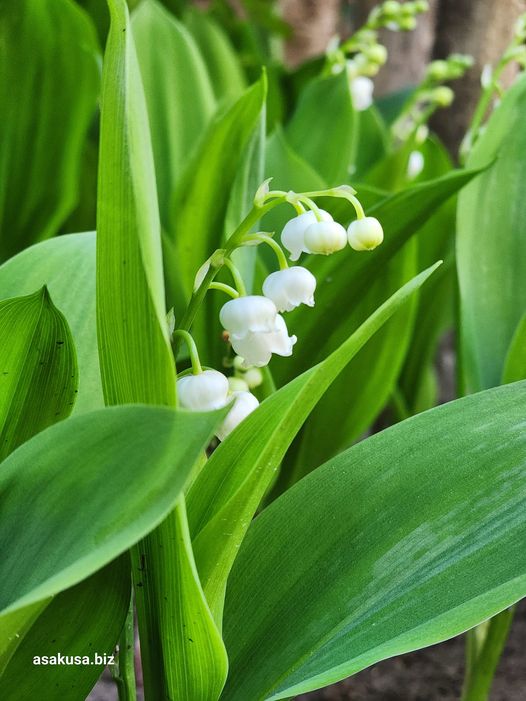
[221,382,526,700]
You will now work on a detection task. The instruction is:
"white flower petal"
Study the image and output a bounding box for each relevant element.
[304,221,347,256]
[262,266,317,312]
[177,370,229,411]
[220,295,278,335]
[230,315,297,367]
[407,150,424,179]
[347,216,384,251]
[350,76,374,111]
[281,210,332,261]
[216,391,259,441]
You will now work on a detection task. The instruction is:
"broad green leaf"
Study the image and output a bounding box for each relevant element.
[457,75,526,392]
[170,74,267,302]
[222,381,526,701]
[98,3,227,698]
[0,288,78,460]
[353,106,389,177]
[0,559,130,701]
[0,0,100,260]
[98,0,175,407]
[399,138,456,412]
[133,0,216,229]
[184,7,246,102]
[285,72,357,186]
[0,233,101,414]
[187,263,440,623]
[272,166,480,385]
[502,314,526,384]
[0,602,50,678]
[284,241,417,482]
[0,404,221,617]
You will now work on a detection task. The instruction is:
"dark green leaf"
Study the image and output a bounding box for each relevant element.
[222,382,526,700]
[0,559,130,701]
[0,233,102,414]
[0,288,78,460]
[0,0,100,260]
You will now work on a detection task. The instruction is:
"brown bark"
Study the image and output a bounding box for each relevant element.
[430,0,526,156]
[280,0,343,67]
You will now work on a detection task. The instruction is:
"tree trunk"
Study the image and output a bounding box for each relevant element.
[430,0,526,157]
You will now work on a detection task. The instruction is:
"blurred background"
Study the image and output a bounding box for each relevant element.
[279,0,526,155]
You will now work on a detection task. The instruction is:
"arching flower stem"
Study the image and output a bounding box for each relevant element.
[172,329,203,374]
[244,233,289,271]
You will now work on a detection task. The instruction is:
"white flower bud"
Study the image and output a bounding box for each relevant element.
[262,266,317,312]
[230,315,297,368]
[177,370,229,411]
[347,217,384,251]
[216,391,259,441]
[304,220,347,256]
[407,150,425,179]
[350,76,374,111]
[243,367,263,389]
[228,376,249,393]
[281,210,333,261]
[220,295,278,335]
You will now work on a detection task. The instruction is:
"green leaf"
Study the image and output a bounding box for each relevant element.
[0,0,100,260]
[0,288,78,461]
[353,106,389,177]
[399,138,456,412]
[184,7,246,103]
[187,263,440,623]
[0,559,130,701]
[132,0,216,229]
[285,72,357,186]
[0,404,221,617]
[457,75,526,391]
[502,313,526,384]
[170,74,267,302]
[225,106,266,292]
[0,233,102,415]
[98,3,227,698]
[284,241,418,482]
[222,381,526,701]
[98,0,175,407]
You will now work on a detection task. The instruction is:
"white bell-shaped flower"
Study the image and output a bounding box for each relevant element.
[219,295,278,335]
[304,220,347,256]
[230,315,297,368]
[350,76,374,111]
[216,391,259,441]
[177,370,229,411]
[262,266,316,312]
[407,150,424,179]
[347,216,384,251]
[281,210,333,261]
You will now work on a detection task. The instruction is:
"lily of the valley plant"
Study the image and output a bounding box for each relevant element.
[0,1,525,701]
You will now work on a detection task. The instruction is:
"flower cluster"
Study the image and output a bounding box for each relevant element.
[173,184,383,441]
